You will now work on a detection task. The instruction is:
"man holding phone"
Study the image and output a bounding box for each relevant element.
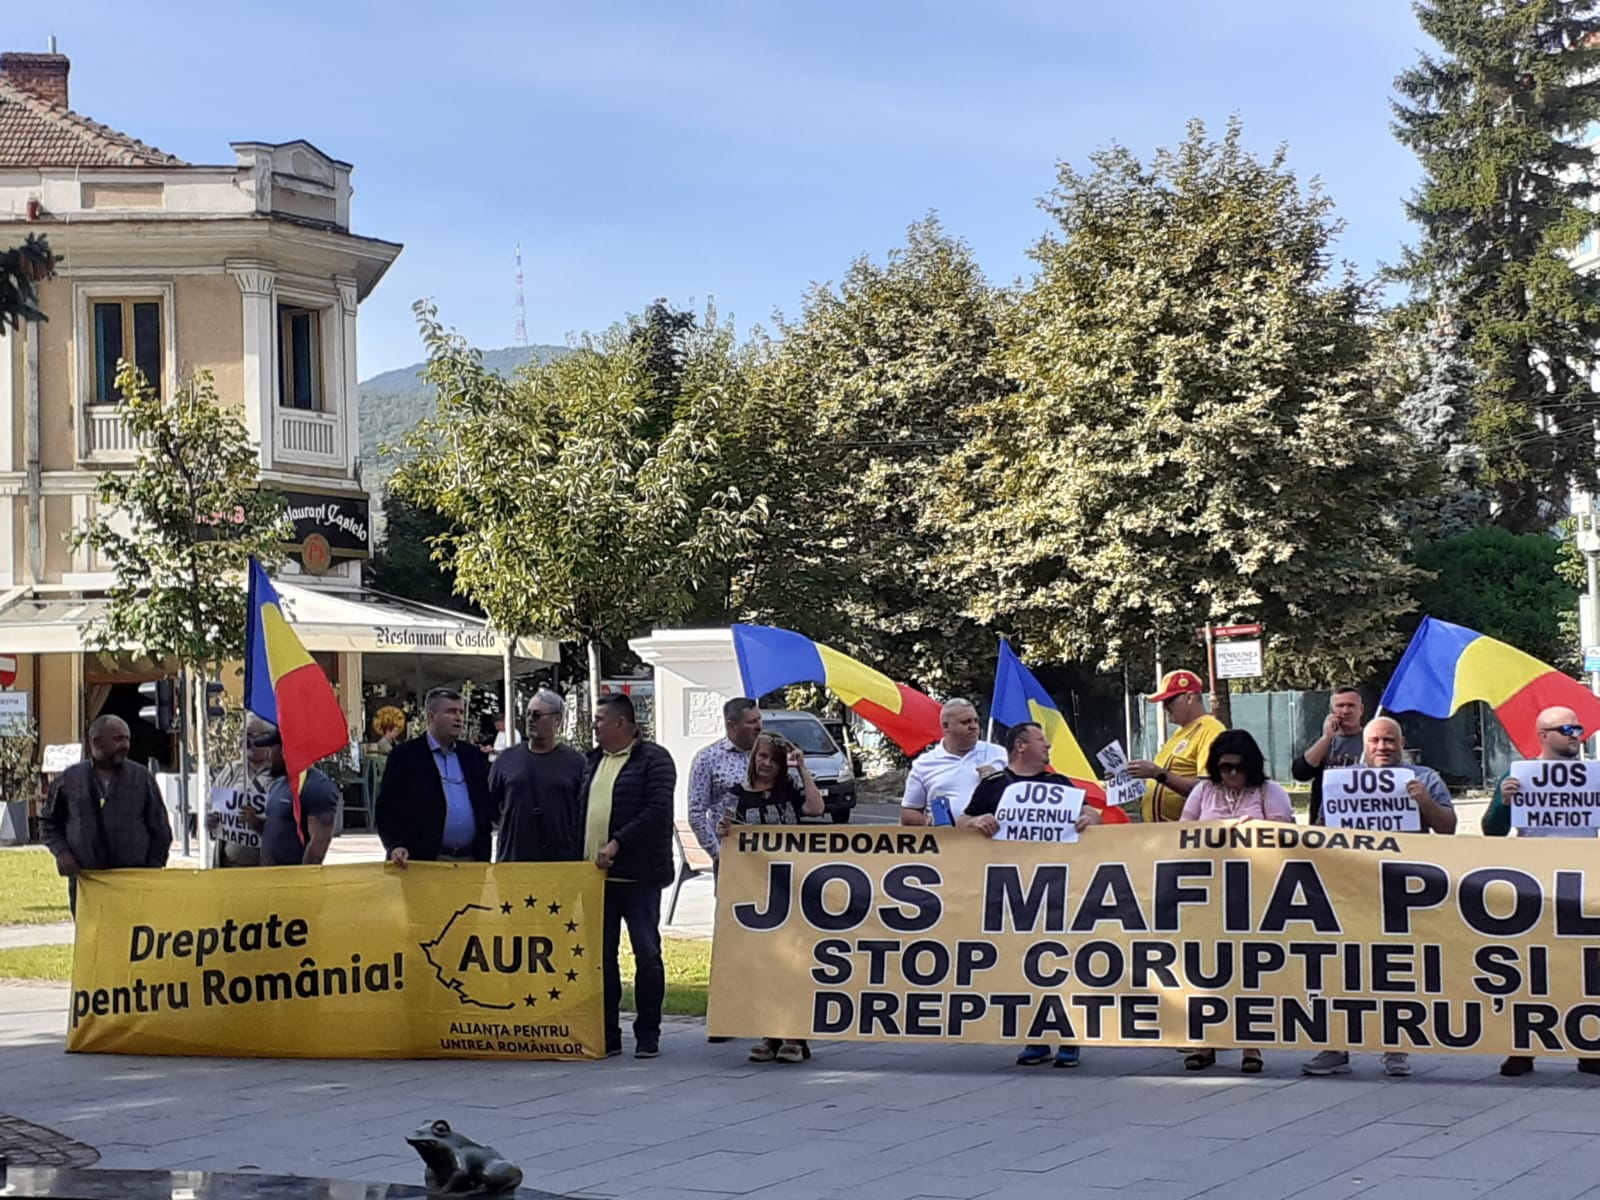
[1291,686,1365,824]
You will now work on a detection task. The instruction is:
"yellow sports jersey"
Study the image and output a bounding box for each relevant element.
[1143,714,1226,822]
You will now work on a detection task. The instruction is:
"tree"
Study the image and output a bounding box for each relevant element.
[389,304,767,712]
[367,484,472,614]
[1393,0,1600,531]
[939,118,1422,693]
[0,234,56,333]
[757,217,1007,695]
[1391,310,1490,542]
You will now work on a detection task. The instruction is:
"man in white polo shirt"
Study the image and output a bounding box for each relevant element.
[899,698,1007,826]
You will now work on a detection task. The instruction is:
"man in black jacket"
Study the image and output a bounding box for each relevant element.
[581,693,675,1058]
[376,688,495,865]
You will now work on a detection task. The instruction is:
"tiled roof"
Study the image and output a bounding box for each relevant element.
[0,78,185,168]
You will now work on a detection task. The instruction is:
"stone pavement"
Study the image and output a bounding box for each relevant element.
[6,977,1600,1200]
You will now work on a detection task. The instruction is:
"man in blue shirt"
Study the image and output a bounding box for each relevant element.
[377,687,495,864]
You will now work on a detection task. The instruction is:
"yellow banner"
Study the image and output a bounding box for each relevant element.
[708,823,1600,1056]
[68,862,605,1059]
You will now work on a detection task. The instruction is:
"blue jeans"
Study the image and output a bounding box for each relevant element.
[604,881,664,1047]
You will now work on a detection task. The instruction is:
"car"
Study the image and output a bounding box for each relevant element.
[759,709,857,824]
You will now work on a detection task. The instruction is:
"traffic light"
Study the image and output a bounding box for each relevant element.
[203,679,225,723]
[138,678,176,732]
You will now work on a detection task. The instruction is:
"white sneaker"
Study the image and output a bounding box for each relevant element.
[1301,1050,1350,1076]
[1383,1053,1411,1077]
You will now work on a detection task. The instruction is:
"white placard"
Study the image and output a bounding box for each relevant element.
[1095,740,1146,809]
[1215,639,1263,680]
[993,776,1084,843]
[1509,760,1600,834]
[0,691,28,732]
[209,786,265,849]
[42,743,83,774]
[1322,766,1419,832]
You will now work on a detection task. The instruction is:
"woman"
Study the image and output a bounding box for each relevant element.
[717,732,824,1064]
[1179,729,1294,1075]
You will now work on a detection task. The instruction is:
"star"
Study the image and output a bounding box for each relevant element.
[523,895,538,909]
[523,994,538,1008]
[564,919,578,933]
[500,902,513,914]
[565,969,579,982]
[548,988,562,1001]
[571,944,585,958]
[548,901,562,915]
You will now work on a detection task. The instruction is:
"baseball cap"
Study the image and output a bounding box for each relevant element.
[1150,670,1204,702]
[250,728,283,748]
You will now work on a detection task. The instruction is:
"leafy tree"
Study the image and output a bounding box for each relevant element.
[367,484,472,614]
[1391,310,1489,542]
[389,303,767,711]
[939,118,1422,695]
[1393,0,1600,531]
[1412,525,1576,670]
[0,234,56,333]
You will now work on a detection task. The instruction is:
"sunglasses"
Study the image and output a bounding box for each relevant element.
[1541,724,1585,737]
[528,709,557,720]
[1217,760,1246,776]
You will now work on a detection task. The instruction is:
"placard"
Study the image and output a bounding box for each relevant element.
[1509,759,1600,834]
[1321,766,1419,832]
[208,786,265,849]
[1215,639,1263,680]
[42,743,83,774]
[992,776,1084,843]
[0,690,28,733]
[1095,740,1145,809]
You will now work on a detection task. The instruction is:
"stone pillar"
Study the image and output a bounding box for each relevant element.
[228,263,276,467]
[628,628,741,820]
[337,279,360,477]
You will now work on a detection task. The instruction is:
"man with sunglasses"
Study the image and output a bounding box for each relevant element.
[1481,705,1600,1078]
[491,689,588,863]
[1127,670,1225,822]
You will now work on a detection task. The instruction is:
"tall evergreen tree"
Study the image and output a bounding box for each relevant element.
[1393,311,1491,540]
[1393,0,1600,531]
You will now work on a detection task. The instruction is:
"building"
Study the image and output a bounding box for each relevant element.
[0,48,548,774]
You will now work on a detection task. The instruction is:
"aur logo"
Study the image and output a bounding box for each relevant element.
[419,895,587,1012]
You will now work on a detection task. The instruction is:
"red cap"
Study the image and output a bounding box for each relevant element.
[1150,670,1204,702]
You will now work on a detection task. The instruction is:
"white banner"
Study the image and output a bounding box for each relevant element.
[1094,740,1145,809]
[208,786,265,849]
[1509,760,1600,834]
[993,777,1083,843]
[1321,766,1418,832]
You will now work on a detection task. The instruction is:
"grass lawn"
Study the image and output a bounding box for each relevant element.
[0,943,71,980]
[622,935,711,1017]
[0,847,69,925]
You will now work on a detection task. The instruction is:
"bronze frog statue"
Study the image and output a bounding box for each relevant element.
[405,1119,523,1196]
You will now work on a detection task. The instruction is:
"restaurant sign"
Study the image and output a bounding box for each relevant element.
[280,490,370,570]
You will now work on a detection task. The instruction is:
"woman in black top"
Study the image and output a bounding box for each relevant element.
[717,732,823,1063]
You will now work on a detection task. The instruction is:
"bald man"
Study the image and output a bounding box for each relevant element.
[1304,716,1455,1081]
[1483,705,1600,1078]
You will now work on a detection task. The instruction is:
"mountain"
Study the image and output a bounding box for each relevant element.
[357,344,565,487]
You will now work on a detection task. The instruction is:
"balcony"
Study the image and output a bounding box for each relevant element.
[274,407,342,466]
[82,403,138,460]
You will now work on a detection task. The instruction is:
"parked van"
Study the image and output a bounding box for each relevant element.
[759,709,857,823]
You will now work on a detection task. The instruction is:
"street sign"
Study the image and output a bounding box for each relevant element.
[0,690,27,732]
[0,655,16,688]
[1215,639,1264,680]
[1197,623,1263,640]
[1586,646,1600,674]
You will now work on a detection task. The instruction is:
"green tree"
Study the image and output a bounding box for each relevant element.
[389,304,767,711]
[940,118,1421,693]
[1391,310,1489,542]
[0,234,56,333]
[1393,0,1600,531]
[367,484,471,614]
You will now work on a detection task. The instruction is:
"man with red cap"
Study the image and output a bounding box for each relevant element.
[1127,670,1225,822]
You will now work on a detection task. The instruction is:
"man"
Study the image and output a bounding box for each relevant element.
[40,715,171,914]
[580,693,675,1059]
[254,725,339,866]
[205,713,274,868]
[687,697,762,861]
[1482,705,1600,1078]
[1128,670,1225,822]
[900,699,1006,826]
[960,722,1101,1068]
[490,717,520,758]
[377,687,495,865]
[1304,715,1455,1080]
[492,689,587,862]
[1291,687,1366,825]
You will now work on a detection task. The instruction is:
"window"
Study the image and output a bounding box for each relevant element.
[90,299,162,403]
[278,305,323,410]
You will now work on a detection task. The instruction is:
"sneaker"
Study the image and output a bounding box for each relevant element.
[604,1046,622,1058]
[1016,1044,1052,1066]
[1500,1056,1534,1077]
[1383,1053,1411,1077]
[634,1039,660,1059]
[1053,1046,1081,1069]
[1301,1050,1350,1076]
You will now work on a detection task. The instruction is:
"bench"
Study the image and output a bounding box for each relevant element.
[668,818,716,924]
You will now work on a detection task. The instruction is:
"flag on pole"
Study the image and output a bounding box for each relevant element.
[1379,615,1600,757]
[244,558,349,827]
[991,638,1125,821]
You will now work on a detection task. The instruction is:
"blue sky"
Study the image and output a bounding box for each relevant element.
[21,1,1427,378]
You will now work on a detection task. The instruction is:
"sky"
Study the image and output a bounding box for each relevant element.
[20,1,1429,379]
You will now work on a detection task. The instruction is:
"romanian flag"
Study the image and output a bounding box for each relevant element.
[244,559,349,823]
[991,639,1125,821]
[1380,616,1600,757]
[730,624,942,755]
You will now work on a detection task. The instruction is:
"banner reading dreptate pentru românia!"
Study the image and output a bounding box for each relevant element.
[67,862,605,1060]
[708,823,1600,1056]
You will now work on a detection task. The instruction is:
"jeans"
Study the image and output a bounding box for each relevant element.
[603,881,664,1048]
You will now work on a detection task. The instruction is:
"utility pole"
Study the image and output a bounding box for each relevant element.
[1576,490,1600,757]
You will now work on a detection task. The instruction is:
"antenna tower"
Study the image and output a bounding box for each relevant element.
[513,243,528,347]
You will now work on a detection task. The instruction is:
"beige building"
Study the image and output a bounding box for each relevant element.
[0,49,547,775]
